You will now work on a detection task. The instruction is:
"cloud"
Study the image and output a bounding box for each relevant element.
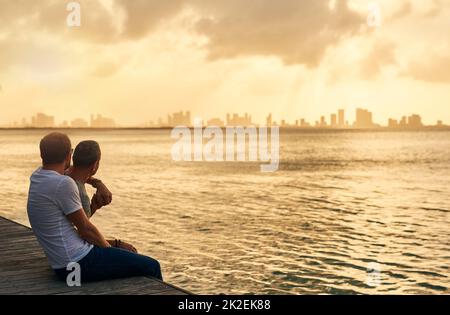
[422,0,446,18]
[388,2,413,21]
[0,36,41,71]
[403,52,450,83]
[91,61,121,77]
[193,0,365,66]
[386,0,447,20]
[3,0,450,76]
[117,0,185,39]
[0,0,42,27]
[0,0,120,43]
[0,0,369,70]
[360,40,397,79]
[0,0,187,43]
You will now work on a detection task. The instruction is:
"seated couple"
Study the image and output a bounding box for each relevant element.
[27,132,162,283]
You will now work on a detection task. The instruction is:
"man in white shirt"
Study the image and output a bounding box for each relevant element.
[27,132,162,282]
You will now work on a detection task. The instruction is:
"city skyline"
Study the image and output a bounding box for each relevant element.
[2,108,448,130]
[1,1,450,126]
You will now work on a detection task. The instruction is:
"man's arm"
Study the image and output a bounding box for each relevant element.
[90,194,101,216]
[67,209,111,248]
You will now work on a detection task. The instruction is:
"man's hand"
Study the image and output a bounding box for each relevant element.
[87,178,112,209]
[118,240,138,253]
[91,193,103,213]
[88,179,112,215]
[94,182,112,207]
[108,239,138,253]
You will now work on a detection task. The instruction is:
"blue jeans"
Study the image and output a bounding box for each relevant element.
[54,246,162,282]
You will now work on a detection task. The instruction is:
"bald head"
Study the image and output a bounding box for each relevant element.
[40,132,72,165]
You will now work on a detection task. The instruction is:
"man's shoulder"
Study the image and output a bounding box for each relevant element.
[30,168,67,187]
[73,179,85,190]
[38,172,78,196]
[30,167,44,180]
[58,174,78,189]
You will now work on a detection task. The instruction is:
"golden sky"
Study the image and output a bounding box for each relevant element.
[0,0,449,125]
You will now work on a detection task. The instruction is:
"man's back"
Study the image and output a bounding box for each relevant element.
[27,168,92,269]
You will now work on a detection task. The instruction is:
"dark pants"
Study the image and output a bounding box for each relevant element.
[54,246,162,282]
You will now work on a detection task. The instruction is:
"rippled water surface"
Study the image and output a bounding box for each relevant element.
[0,129,449,294]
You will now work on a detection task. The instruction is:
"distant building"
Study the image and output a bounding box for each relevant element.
[408,114,422,128]
[300,118,310,127]
[71,118,89,128]
[168,111,191,126]
[206,118,224,127]
[266,114,272,126]
[354,108,374,129]
[226,113,252,126]
[90,114,115,128]
[400,116,407,127]
[437,120,443,127]
[320,116,327,127]
[338,109,345,127]
[330,114,337,127]
[388,118,398,128]
[388,114,423,129]
[31,113,55,128]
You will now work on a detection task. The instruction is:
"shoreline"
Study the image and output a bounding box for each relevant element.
[1,127,450,132]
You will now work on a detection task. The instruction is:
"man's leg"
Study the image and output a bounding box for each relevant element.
[76,246,162,282]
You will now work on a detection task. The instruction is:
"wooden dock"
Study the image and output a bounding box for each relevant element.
[0,216,189,295]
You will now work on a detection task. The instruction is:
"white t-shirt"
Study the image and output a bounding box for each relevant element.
[27,168,93,269]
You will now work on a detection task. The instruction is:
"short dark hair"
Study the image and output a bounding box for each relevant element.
[40,132,72,165]
[73,140,101,168]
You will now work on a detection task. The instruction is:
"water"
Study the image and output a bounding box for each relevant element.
[0,129,449,294]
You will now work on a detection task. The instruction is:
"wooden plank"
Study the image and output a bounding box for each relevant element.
[0,259,49,270]
[0,216,190,295]
[0,238,40,248]
[54,277,172,295]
